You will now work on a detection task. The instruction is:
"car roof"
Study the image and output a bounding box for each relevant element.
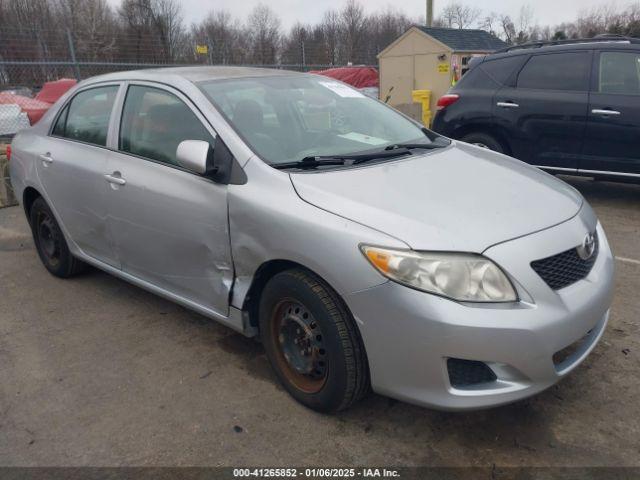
[485,39,640,61]
[80,66,304,87]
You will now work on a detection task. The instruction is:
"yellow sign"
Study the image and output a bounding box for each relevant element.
[195,45,208,54]
[437,63,450,74]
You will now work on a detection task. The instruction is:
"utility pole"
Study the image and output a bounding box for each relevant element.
[66,29,81,81]
[300,27,307,68]
[426,0,434,27]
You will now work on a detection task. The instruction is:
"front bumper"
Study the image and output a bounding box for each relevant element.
[344,215,615,411]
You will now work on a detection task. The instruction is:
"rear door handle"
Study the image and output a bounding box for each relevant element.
[104,173,126,186]
[39,153,53,164]
[497,102,519,109]
[592,109,621,116]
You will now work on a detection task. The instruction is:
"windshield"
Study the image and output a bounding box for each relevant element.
[199,75,437,165]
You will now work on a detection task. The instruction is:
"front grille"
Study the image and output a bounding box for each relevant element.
[447,358,497,388]
[531,233,599,291]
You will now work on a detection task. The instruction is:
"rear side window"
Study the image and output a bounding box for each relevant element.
[51,105,69,137]
[599,51,640,95]
[517,52,590,91]
[480,56,526,85]
[454,67,497,90]
[119,85,215,166]
[52,85,118,146]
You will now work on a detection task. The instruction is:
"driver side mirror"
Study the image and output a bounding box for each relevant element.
[176,140,217,176]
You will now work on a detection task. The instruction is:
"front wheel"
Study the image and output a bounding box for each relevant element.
[259,269,369,412]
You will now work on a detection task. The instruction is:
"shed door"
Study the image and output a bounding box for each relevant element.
[380,56,413,106]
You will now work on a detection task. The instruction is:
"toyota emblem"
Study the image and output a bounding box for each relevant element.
[577,232,596,260]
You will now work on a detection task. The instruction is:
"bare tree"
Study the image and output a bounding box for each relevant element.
[340,0,366,64]
[498,14,516,44]
[56,0,118,61]
[320,9,340,65]
[194,10,243,64]
[479,12,499,36]
[152,0,185,61]
[246,3,281,65]
[6,0,640,78]
[438,2,481,29]
[282,22,309,65]
[116,0,186,62]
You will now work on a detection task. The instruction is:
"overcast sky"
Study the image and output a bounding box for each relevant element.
[140,0,611,29]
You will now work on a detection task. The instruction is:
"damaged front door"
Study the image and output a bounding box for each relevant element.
[104,82,233,316]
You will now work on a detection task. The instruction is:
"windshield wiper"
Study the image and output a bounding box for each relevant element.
[385,138,451,151]
[271,157,347,170]
[271,148,413,170]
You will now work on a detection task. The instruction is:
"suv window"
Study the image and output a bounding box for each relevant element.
[517,52,590,91]
[480,56,526,85]
[52,85,118,146]
[454,67,497,90]
[119,85,215,166]
[599,51,640,95]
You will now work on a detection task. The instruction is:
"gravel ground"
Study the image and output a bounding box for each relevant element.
[0,176,638,467]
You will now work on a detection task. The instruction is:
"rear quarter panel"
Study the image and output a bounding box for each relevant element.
[432,67,498,138]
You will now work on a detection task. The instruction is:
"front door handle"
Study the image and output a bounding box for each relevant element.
[497,101,519,109]
[104,173,126,186]
[39,153,53,164]
[592,109,621,116]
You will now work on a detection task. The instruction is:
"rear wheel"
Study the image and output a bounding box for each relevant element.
[259,269,369,412]
[29,197,87,278]
[461,132,505,154]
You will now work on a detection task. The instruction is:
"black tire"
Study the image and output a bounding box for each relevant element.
[259,269,369,413]
[29,197,87,278]
[460,132,505,154]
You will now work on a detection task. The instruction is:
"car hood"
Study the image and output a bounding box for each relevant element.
[289,142,583,252]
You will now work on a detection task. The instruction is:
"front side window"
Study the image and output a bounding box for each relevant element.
[52,85,118,146]
[517,52,590,91]
[599,51,640,95]
[199,75,434,165]
[119,85,215,166]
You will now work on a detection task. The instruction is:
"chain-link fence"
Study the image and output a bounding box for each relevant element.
[0,27,374,136]
[0,27,377,206]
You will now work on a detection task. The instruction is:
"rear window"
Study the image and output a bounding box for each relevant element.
[52,85,118,146]
[480,56,526,85]
[517,52,590,91]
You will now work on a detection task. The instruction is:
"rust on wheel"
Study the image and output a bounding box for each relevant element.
[270,298,328,394]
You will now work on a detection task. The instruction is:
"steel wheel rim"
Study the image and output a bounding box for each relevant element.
[270,299,328,394]
[37,212,60,266]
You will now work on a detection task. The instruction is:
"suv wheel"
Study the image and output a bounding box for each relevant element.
[259,269,369,412]
[461,133,505,154]
[29,197,87,278]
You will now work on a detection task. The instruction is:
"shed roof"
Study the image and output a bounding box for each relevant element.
[415,27,508,52]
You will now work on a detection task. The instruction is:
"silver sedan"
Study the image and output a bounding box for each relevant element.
[9,67,615,412]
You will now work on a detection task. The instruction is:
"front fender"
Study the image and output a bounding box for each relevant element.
[227,158,408,309]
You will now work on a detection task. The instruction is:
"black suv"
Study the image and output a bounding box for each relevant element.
[432,37,640,180]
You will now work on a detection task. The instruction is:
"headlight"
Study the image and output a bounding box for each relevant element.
[360,246,518,303]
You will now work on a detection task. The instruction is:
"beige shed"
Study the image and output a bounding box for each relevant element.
[378,26,507,120]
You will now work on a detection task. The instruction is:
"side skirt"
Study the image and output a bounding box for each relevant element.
[73,250,256,337]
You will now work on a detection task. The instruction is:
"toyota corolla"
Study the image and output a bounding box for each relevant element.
[9,67,615,412]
